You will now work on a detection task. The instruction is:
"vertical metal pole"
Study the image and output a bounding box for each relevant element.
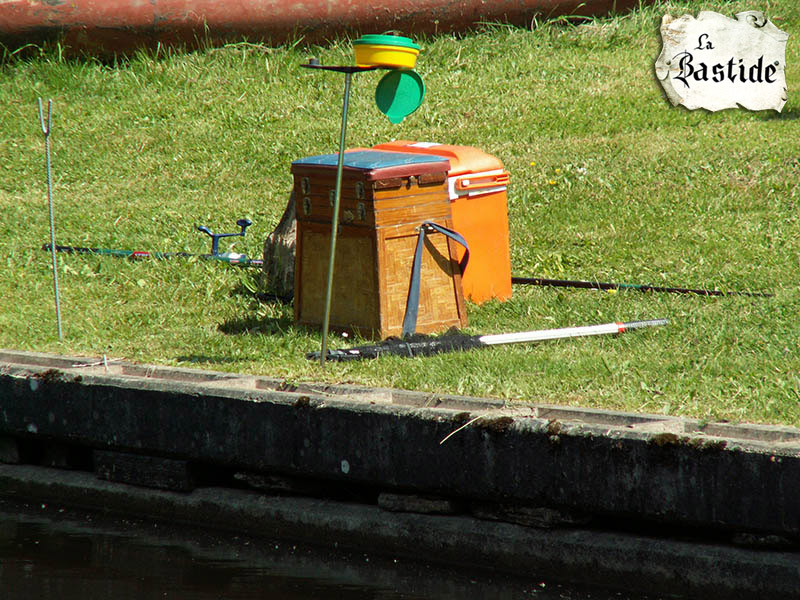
[320,71,353,366]
[38,98,63,341]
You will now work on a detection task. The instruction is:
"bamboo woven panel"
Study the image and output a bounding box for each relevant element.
[380,230,466,335]
[295,226,379,334]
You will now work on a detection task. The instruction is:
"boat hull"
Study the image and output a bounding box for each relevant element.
[0,0,647,55]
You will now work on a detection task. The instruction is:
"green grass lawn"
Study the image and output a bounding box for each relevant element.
[2,0,798,425]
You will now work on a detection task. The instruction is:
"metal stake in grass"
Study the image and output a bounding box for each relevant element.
[38,98,62,340]
[319,70,352,367]
[300,60,378,366]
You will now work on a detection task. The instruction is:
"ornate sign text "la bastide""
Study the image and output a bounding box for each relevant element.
[655,11,788,112]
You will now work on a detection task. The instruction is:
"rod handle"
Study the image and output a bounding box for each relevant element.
[619,318,669,331]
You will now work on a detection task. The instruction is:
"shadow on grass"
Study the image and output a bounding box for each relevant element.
[762,107,799,120]
[218,313,295,336]
[174,355,245,365]
[228,279,294,306]
[221,280,296,336]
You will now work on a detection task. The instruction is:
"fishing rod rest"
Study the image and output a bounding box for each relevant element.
[196,218,252,255]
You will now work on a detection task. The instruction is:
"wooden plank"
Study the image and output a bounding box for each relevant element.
[292,188,448,210]
[293,172,448,203]
[373,201,452,228]
[295,194,376,228]
[372,185,449,202]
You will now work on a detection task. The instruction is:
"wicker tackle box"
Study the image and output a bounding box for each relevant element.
[291,150,468,339]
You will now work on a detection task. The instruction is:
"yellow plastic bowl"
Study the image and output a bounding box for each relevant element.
[354,44,420,68]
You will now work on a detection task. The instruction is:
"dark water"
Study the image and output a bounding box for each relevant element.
[0,500,664,600]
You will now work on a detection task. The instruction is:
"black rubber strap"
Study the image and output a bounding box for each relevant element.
[401,221,469,338]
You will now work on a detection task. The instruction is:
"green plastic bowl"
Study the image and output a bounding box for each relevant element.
[375,69,425,124]
[353,34,420,50]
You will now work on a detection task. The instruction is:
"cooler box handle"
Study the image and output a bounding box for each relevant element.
[454,171,510,192]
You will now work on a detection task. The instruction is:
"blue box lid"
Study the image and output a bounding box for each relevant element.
[292,150,449,171]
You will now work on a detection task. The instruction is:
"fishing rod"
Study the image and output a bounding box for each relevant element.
[307,318,668,362]
[42,243,262,266]
[42,219,263,267]
[511,276,772,298]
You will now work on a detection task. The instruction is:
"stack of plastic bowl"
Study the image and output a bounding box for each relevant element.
[353,34,425,124]
[353,34,420,69]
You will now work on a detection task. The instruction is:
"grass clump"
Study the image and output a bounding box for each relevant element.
[1,0,798,425]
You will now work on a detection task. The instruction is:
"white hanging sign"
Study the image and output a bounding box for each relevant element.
[654,11,788,112]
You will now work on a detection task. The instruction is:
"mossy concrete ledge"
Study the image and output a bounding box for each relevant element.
[2,349,800,597]
[2,349,800,534]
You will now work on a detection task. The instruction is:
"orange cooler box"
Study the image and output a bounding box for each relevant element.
[373,141,512,304]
